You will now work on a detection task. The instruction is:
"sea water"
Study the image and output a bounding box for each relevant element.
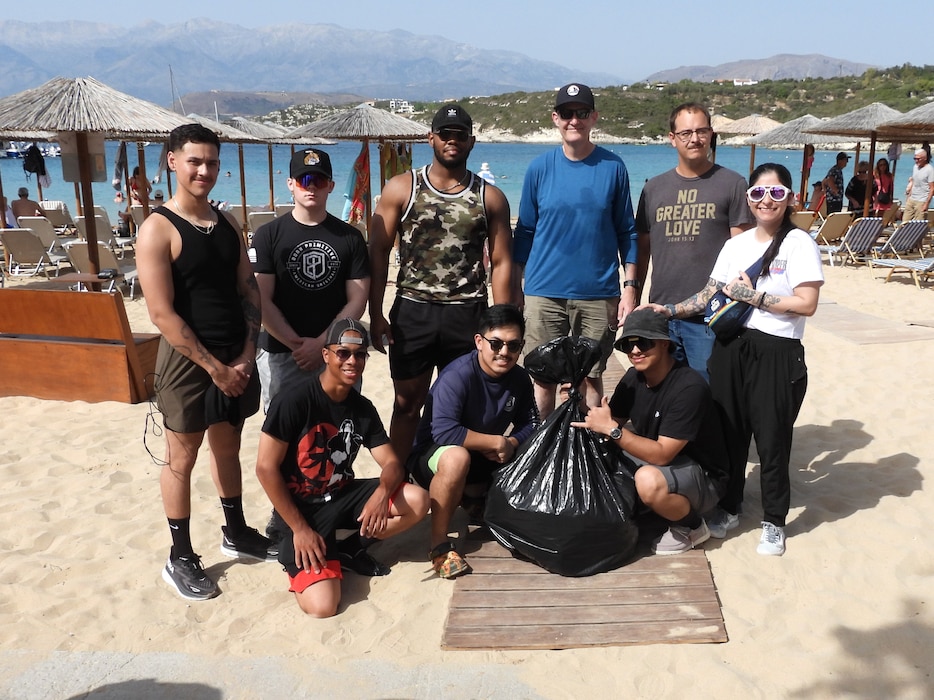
[0,139,902,224]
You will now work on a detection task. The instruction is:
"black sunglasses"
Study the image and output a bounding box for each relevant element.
[434,128,470,143]
[616,337,656,354]
[329,347,369,362]
[482,335,524,354]
[556,108,592,121]
[296,173,330,190]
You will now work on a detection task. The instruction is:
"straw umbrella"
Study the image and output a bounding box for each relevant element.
[805,103,903,216]
[715,114,782,175]
[287,104,429,231]
[0,76,189,273]
[876,101,934,139]
[747,115,845,205]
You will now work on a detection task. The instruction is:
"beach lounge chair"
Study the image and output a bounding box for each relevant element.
[227,204,246,230]
[247,211,275,232]
[879,204,901,231]
[40,201,75,231]
[869,256,934,289]
[17,216,78,254]
[791,211,818,232]
[823,217,884,268]
[1,228,66,277]
[65,242,139,298]
[813,212,854,265]
[869,220,929,267]
[75,215,135,258]
[275,204,293,217]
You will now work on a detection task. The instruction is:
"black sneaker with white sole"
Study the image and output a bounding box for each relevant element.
[162,552,218,601]
[220,526,279,562]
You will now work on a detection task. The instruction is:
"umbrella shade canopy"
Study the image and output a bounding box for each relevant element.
[716,114,781,135]
[224,116,288,140]
[876,101,934,140]
[803,102,903,138]
[287,103,428,141]
[0,76,190,138]
[187,114,260,143]
[747,115,844,147]
[710,114,734,131]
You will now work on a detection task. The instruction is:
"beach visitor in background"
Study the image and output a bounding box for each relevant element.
[635,102,754,384]
[255,319,429,617]
[647,163,823,555]
[1,196,15,227]
[478,162,495,185]
[903,148,934,222]
[822,152,849,215]
[11,186,45,220]
[407,304,538,579]
[844,160,874,215]
[136,123,275,601]
[872,158,894,215]
[513,83,638,420]
[571,309,729,555]
[250,147,369,411]
[129,166,151,205]
[368,104,513,463]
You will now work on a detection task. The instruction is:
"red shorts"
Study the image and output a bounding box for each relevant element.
[288,559,342,593]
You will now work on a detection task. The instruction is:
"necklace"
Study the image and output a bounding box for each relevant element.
[428,165,470,193]
[173,197,216,235]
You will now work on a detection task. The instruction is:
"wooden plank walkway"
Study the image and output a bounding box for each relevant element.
[442,538,727,651]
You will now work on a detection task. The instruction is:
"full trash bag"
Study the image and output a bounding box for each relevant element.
[484,335,639,576]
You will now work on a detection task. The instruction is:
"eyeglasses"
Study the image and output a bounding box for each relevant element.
[857,171,869,176]
[329,347,369,362]
[746,185,792,203]
[482,335,524,354]
[672,127,713,142]
[556,108,593,121]
[617,337,656,354]
[434,128,469,143]
[914,157,925,161]
[296,173,330,190]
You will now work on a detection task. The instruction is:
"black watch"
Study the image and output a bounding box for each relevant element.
[608,423,622,440]
[623,279,641,289]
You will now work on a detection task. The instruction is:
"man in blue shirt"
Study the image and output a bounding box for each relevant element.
[407,304,538,579]
[513,83,639,420]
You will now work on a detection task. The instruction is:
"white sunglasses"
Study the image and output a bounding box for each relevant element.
[747,185,792,203]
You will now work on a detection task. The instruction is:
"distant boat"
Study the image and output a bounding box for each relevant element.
[42,144,61,158]
[4,141,24,158]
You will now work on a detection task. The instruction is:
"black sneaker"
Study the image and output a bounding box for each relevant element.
[338,548,391,576]
[162,552,218,601]
[265,510,285,544]
[220,526,278,562]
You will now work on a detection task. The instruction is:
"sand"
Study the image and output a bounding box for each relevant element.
[1,260,933,699]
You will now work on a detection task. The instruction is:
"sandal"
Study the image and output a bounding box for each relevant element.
[429,541,471,579]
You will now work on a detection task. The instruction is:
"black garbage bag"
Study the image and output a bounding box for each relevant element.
[484,335,639,576]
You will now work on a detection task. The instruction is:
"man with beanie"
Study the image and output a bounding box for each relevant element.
[571,309,728,555]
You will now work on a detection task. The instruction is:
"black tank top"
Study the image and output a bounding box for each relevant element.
[155,205,246,347]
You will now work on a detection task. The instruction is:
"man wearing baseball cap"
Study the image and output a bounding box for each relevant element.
[571,309,729,555]
[514,83,639,420]
[822,152,850,215]
[256,317,429,617]
[250,147,370,410]
[368,103,514,463]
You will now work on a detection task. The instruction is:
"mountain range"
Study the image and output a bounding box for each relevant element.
[645,54,874,83]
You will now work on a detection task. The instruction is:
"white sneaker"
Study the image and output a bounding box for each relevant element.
[653,521,711,555]
[757,522,786,556]
[706,508,740,539]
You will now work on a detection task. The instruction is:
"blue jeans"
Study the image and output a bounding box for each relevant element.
[669,318,713,382]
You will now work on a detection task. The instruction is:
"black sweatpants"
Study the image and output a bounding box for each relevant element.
[707,328,808,526]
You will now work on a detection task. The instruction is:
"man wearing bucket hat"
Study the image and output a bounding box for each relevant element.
[571,309,729,555]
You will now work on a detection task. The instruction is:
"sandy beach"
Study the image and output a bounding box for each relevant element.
[1,257,933,699]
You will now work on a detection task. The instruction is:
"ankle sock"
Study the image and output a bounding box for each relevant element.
[220,495,247,536]
[168,517,193,559]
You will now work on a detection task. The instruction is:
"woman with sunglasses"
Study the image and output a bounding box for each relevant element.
[646,163,823,556]
[872,158,894,216]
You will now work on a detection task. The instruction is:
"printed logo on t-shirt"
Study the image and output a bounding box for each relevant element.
[290,419,363,499]
[286,239,341,291]
[655,188,717,241]
[770,258,787,276]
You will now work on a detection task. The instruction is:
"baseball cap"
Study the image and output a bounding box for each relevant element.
[836,152,850,161]
[614,308,670,351]
[555,83,595,110]
[290,148,332,180]
[431,104,472,133]
[325,318,370,347]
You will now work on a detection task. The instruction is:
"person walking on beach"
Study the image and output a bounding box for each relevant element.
[368,103,514,463]
[136,123,275,602]
[635,102,754,383]
[407,304,538,579]
[250,147,369,409]
[645,163,824,555]
[513,83,639,420]
[822,152,850,215]
[903,148,934,222]
[255,319,429,617]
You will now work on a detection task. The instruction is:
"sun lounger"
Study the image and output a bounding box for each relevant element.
[869,256,934,288]
[791,211,818,232]
[17,216,78,253]
[65,242,139,299]
[1,228,67,277]
[823,217,883,267]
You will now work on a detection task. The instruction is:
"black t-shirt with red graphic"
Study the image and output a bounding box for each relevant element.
[262,378,389,503]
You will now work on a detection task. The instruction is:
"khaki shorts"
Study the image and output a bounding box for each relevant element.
[524,296,618,377]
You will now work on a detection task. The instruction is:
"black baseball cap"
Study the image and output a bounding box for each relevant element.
[555,83,595,110]
[290,148,332,180]
[431,104,473,133]
[325,318,369,347]
[836,152,850,162]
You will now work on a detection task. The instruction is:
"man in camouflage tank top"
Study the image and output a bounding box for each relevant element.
[369,104,514,463]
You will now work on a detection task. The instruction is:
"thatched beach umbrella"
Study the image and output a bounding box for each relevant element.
[805,103,903,216]
[0,76,189,273]
[287,104,429,231]
[716,114,782,175]
[876,101,934,140]
[747,115,845,204]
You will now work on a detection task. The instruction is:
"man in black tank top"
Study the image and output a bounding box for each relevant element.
[137,123,274,602]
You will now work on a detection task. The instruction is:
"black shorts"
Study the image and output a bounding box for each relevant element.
[388,296,485,380]
[277,479,380,577]
[407,443,499,489]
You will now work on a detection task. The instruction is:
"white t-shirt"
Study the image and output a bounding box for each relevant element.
[908,162,934,202]
[710,227,824,340]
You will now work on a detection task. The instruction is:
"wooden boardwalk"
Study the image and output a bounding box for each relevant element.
[442,538,727,651]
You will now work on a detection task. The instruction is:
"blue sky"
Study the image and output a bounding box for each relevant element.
[14,1,934,81]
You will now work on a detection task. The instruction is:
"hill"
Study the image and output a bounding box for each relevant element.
[644,54,875,83]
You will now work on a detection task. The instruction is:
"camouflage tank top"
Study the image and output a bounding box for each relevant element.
[396,165,488,302]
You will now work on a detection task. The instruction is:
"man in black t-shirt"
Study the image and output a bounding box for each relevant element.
[572,309,728,555]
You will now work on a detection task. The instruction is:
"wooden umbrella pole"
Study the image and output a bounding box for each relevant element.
[864,134,877,218]
[238,144,248,244]
[73,182,82,216]
[77,132,102,285]
[748,145,756,178]
[267,143,275,210]
[136,142,151,218]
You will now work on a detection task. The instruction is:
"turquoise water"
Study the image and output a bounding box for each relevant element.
[0,139,904,224]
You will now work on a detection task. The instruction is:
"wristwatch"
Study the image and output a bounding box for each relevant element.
[608,422,622,440]
[623,279,641,289]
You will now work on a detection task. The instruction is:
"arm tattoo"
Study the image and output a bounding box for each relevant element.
[677,279,721,316]
[759,292,780,310]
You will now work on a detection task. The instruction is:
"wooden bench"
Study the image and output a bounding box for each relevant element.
[0,288,159,403]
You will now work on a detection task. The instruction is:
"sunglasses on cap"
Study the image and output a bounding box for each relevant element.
[616,337,656,354]
[482,335,524,354]
[295,173,331,190]
[746,185,792,203]
[434,128,469,143]
[556,108,593,121]
[329,347,369,362]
